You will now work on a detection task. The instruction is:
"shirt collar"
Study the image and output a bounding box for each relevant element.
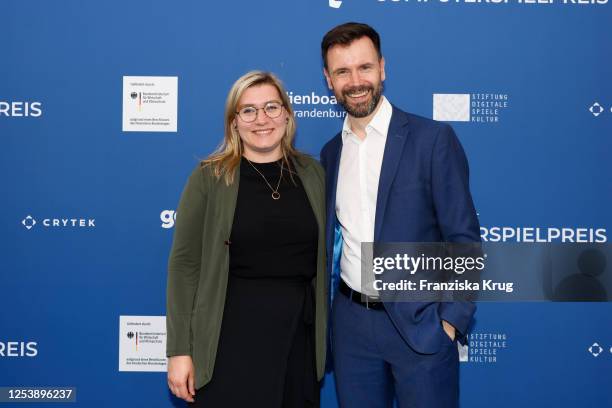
[341,96,392,143]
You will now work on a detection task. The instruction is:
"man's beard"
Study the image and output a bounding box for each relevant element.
[336,83,383,118]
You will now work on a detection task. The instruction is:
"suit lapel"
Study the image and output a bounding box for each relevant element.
[325,135,343,254]
[374,107,410,241]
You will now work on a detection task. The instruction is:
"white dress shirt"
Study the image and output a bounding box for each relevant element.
[336,96,392,294]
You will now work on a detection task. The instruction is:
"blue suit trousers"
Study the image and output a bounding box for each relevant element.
[332,290,459,408]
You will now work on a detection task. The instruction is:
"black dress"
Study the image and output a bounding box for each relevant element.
[191,158,319,408]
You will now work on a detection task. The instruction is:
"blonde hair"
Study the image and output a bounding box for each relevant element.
[202,71,299,185]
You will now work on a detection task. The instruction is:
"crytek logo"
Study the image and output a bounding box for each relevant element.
[161,210,176,229]
[22,215,36,230]
[588,342,603,357]
[0,101,42,117]
[589,102,605,117]
[0,341,38,357]
[329,0,342,8]
[21,215,96,230]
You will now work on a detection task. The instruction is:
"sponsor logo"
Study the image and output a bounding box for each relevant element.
[122,76,178,132]
[0,101,42,117]
[22,215,36,230]
[21,215,96,230]
[433,93,509,124]
[588,101,608,117]
[433,94,470,121]
[126,332,139,350]
[119,316,167,372]
[588,342,604,357]
[161,210,176,229]
[460,332,508,364]
[125,327,162,351]
[129,91,142,111]
[480,226,607,243]
[329,0,343,7]
[287,91,346,120]
[458,342,468,362]
[0,341,38,357]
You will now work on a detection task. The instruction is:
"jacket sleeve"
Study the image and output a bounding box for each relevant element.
[166,165,207,357]
[430,123,480,244]
[430,124,480,341]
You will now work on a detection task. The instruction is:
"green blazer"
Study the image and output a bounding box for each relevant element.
[166,154,327,390]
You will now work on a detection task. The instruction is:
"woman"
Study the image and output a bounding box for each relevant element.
[166,71,327,407]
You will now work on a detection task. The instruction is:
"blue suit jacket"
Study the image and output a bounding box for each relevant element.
[320,105,480,354]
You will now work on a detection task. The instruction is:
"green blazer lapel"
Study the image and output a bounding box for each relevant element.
[213,164,240,240]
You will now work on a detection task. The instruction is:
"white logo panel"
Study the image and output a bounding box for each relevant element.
[122,76,178,132]
[433,93,470,122]
[118,316,167,372]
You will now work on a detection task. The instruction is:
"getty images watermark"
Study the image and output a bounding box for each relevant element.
[360,242,611,302]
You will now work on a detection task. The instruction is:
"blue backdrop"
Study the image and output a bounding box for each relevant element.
[2,0,611,406]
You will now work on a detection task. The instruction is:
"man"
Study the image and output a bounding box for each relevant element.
[320,22,480,408]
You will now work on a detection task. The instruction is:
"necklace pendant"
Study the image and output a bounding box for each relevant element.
[271,192,281,200]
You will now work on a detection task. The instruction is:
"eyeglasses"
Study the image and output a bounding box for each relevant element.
[236,102,284,122]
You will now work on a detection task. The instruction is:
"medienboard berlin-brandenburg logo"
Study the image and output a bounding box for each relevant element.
[287,90,345,119]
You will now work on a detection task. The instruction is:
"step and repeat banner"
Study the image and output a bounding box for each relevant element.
[2,0,611,406]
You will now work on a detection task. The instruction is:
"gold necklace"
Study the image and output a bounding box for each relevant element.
[245,158,284,200]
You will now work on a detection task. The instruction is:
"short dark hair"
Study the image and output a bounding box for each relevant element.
[321,22,382,69]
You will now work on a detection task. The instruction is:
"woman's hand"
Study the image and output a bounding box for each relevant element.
[167,355,196,403]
